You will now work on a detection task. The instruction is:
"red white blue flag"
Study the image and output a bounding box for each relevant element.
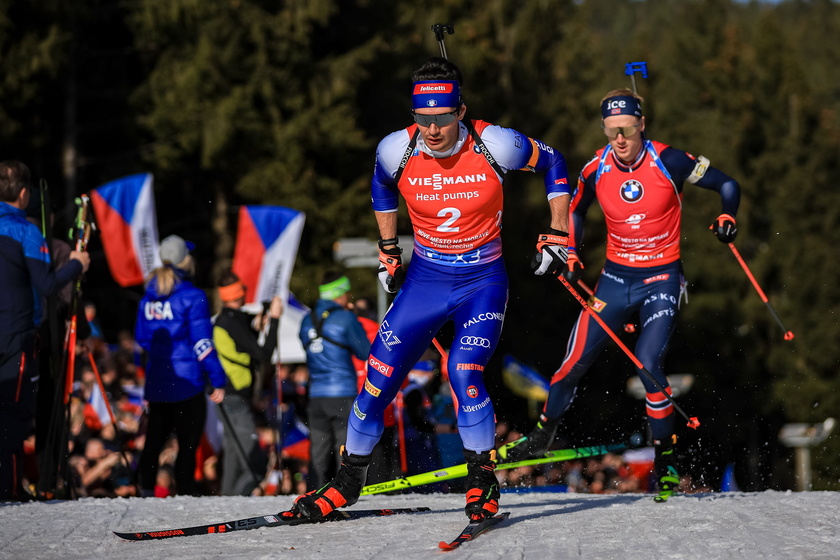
[232,206,304,305]
[281,406,310,461]
[91,173,161,286]
[84,381,114,431]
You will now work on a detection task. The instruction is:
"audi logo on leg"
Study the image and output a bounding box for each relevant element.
[460,336,491,348]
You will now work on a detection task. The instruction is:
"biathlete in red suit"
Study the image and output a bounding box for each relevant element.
[500,88,741,503]
[292,57,573,522]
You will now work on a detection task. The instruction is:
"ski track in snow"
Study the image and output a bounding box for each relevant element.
[1,491,838,559]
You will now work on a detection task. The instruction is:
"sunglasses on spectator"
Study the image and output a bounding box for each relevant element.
[412,108,460,127]
[602,123,641,139]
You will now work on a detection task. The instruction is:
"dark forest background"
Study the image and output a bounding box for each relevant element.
[2,0,838,490]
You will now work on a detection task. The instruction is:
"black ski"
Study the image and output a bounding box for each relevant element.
[115,506,431,541]
[438,512,510,551]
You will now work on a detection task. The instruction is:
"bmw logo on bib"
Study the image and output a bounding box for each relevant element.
[620,179,644,203]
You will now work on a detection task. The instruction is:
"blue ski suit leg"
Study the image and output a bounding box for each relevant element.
[545,261,681,439]
[347,258,507,455]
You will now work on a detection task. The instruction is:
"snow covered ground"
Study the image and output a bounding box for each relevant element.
[1,491,838,559]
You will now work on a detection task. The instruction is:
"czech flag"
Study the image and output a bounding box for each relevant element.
[281,408,310,461]
[274,293,308,364]
[90,173,161,287]
[232,206,305,305]
[84,382,114,431]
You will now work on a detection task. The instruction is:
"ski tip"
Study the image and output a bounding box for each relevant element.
[438,512,510,551]
[114,531,142,541]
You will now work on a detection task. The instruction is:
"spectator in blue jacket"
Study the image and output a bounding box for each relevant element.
[135,235,226,496]
[299,271,370,491]
[0,160,90,500]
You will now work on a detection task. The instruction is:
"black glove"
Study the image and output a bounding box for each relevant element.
[710,213,737,243]
[532,228,569,276]
[377,238,404,294]
[562,251,584,283]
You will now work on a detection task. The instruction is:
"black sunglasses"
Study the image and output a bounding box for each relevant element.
[412,108,460,127]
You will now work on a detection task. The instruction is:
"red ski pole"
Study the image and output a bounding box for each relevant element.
[727,242,794,341]
[431,337,459,411]
[395,392,408,475]
[556,274,700,429]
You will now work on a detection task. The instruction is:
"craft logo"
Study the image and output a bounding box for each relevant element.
[467,385,479,398]
[368,355,394,377]
[365,379,382,397]
[456,363,484,372]
[620,180,644,203]
[643,308,676,328]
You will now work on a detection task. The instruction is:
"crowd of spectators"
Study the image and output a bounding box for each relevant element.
[18,301,710,501]
[19,308,315,500]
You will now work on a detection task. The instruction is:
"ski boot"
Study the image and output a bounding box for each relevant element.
[293,446,371,519]
[464,449,500,521]
[497,414,560,463]
[653,434,679,503]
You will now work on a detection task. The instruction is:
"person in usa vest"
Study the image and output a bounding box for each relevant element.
[292,57,573,522]
[499,88,741,503]
[135,235,226,497]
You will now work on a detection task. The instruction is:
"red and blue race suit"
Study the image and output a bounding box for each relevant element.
[347,120,571,455]
[544,139,740,440]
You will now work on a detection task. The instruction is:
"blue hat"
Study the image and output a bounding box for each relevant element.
[601,95,643,119]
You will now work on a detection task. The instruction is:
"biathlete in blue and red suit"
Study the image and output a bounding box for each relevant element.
[292,56,573,522]
[500,88,741,502]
